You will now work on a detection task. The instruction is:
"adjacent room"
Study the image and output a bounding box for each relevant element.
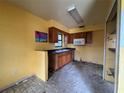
[0,0,123,93]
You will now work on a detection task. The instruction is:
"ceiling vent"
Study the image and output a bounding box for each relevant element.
[67,6,85,27]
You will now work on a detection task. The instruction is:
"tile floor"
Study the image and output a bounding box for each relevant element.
[1,62,114,93]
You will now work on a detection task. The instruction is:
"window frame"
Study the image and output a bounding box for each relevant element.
[55,33,63,47]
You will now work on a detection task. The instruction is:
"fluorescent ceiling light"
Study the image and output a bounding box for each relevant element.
[67,5,84,27]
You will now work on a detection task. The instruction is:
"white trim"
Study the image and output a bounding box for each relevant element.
[103,0,117,81]
[114,0,121,93]
[104,0,120,93]
[103,20,107,80]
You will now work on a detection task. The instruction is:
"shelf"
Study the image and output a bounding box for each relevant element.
[109,68,115,78]
[110,30,116,35]
[109,48,116,52]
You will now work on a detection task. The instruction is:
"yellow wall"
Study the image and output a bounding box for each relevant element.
[68,30,104,65]
[0,1,68,89]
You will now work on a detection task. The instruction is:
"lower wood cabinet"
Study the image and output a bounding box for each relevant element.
[48,50,74,72]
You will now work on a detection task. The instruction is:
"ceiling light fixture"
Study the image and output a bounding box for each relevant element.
[67,5,85,27]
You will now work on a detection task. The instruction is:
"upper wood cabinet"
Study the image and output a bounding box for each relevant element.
[68,34,74,44]
[49,27,58,43]
[73,32,83,39]
[74,32,87,39]
[86,32,93,44]
[68,32,87,44]
[49,27,93,44]
[49,27,69,43]
[68,32,92,44]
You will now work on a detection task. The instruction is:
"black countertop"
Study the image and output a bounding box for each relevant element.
[47,48,75,54]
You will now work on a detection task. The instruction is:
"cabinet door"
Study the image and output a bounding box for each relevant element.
[68,34,74,44]
[66,53,69,64]
[55,55,59,70]
[86,32,93,44]
[61,54,65,66]
[67,52,72,63]
[64,33,69,44]
[71,51,74,61]
[64,53,68,65]
[73,32,83,39]
[82,32,87,38]
[48,54,55,71]
[58,55,62,69]
[49,27,58,43]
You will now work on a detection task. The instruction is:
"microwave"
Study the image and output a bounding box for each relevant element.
[73,38,85,46]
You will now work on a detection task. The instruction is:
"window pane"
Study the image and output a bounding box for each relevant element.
[55,41,62,47]
[55,33,62,47]
[58,34,62,40]
[58,41,62,46]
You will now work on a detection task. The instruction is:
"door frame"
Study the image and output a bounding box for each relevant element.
[114,0,121,93]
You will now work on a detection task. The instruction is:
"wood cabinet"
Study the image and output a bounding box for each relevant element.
[49,27,93,44]
[86,32,92,44]
[48,50,74,71]
[64,33,69,44]
[49,27,69,43]
[49,27,58,43]
[71,32,92,44]
[68,34,74,44]
[73,32,84,38]
[68,32,92,44]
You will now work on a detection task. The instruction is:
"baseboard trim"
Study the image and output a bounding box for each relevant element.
[0,74,35,92]
[73,60,103,66]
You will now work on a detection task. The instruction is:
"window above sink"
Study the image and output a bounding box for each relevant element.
[55,32,63,47]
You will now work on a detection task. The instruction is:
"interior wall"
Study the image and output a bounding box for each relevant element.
[0,1,68,89]
[68,30,104,65]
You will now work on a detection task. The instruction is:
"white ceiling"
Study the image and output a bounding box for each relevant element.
[6,0,111,28]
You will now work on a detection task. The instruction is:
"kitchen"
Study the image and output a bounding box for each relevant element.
[0,0,122,93]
